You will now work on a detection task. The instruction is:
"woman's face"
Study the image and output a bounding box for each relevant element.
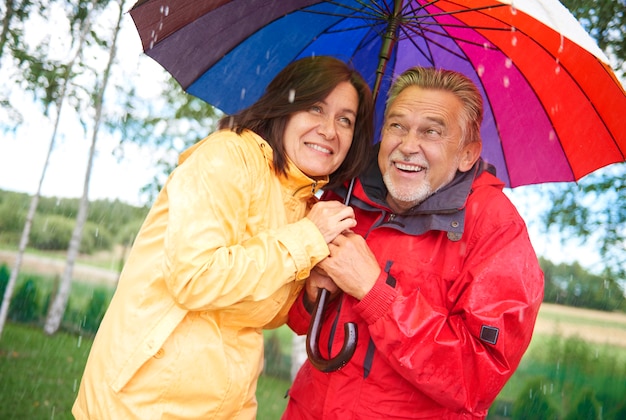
[283,81,359,179]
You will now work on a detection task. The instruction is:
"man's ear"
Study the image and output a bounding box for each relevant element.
[458,141,482,172]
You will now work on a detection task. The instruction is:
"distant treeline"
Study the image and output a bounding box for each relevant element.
[539,257,625,312]
[0,189,624,312]
[0,189,149,254]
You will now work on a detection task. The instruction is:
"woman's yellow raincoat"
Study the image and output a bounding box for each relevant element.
[72,129,330,419]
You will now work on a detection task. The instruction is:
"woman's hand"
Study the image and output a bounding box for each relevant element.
[306,200,356,243]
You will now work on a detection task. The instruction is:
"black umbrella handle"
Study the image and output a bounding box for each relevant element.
[305,288,358,372]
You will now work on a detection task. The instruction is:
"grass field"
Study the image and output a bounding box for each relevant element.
[3,305,625,419]
[2,249,626,418]
[0,323,290,420]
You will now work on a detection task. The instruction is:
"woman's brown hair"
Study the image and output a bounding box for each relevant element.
[218,56,374,189]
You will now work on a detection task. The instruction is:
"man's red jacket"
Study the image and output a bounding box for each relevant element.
[283,159,544,419]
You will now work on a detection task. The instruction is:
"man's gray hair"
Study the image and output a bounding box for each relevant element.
[386,67,483,146]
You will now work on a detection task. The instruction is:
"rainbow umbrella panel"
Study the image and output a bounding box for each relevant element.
[130,0,626,187]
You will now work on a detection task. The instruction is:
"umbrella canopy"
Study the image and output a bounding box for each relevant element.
[130,0,626,188]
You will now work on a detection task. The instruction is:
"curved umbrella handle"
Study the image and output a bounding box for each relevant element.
[306,288,358,372]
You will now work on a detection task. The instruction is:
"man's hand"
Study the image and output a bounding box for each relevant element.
[303,267,340,310]
[319,231,381,300]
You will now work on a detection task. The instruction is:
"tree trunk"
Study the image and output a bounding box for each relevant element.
[0,2,93,339]
[44,0,125,335]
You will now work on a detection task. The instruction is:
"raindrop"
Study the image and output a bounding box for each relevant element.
[266,50,270,60]
[554,64,561,75]
[77,335,82,348]
[510,5,517,16]
[240,88,246,100]
[505,58,513,68]
[226,116,235,129]
[288,89,296,103]
[548,130,559,143]
[149,40,155,49]
[256,65,261,75]
[477,64,485,77]
[502,76,510,88]
[159,22,163,31]
[511,35,517,47]
[164,6,170,16]
[558,34,564,54]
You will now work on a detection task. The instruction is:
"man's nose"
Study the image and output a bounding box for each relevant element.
[398,130,423,153]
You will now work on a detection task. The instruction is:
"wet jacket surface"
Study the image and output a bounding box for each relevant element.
[72,129,330,419]
[283,157,544,420]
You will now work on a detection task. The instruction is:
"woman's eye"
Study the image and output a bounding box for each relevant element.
[339,116,353,127]
[310,105,322,113]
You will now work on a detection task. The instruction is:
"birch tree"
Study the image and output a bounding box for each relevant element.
[0,0,95,338]
[44,0,126,334]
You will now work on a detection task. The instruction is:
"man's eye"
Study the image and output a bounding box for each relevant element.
[387,123,406,134]
[424,128,442,137]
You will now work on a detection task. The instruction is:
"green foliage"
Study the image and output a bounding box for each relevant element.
[264,330,292,380]
[82,288,110,333]
[540,0,626,284]
[511,377,559,420]
[0,263,9,297]
[507,334,626,419]
[9,278,41,323]
[564,388,600,420]
[539,257,625,312]
[0,189,148,253]
[28,213,113,254]
[561,0,625,78]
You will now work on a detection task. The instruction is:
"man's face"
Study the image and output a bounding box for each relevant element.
[378,85,476,213]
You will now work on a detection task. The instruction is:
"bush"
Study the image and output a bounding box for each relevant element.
[82,287,112,333]
[9,278,42,323]
[264,331,291,380]
[0,199,27,232]
[564,388,600,420]
[511,377,558,419]
[0,263,9,297]
[29,213,114,254]
[29,214,75,250]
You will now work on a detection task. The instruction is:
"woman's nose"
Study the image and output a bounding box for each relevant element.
[317,116,337,140]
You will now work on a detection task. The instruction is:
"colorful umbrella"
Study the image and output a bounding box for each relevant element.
[130,0,626,188]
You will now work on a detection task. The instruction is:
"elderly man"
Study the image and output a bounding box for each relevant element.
[282,67,544,419]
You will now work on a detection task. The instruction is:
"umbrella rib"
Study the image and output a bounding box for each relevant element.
[303,1,386,21]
